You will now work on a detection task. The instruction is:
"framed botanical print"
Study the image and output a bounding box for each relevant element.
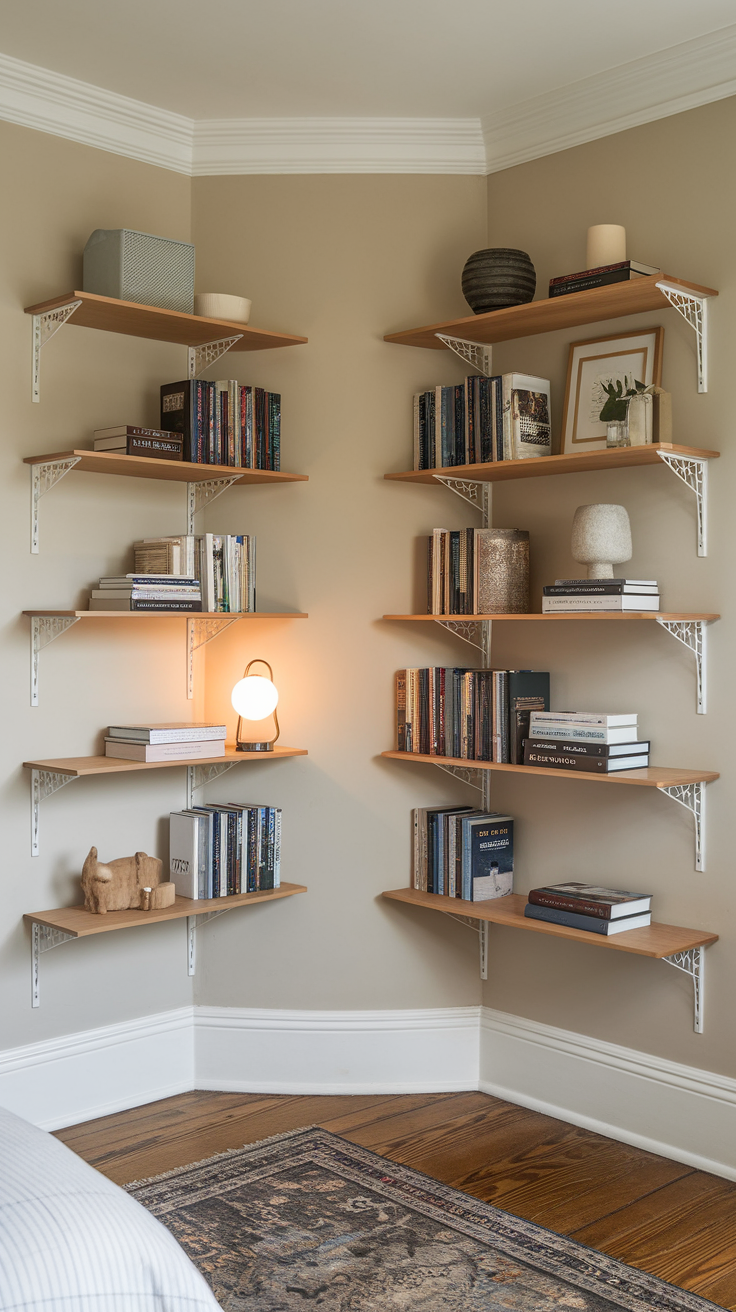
[561,328,664,453]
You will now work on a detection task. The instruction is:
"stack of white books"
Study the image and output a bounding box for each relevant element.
[104,723,227,762]
[89,574,202,612]
[524,711,649,774]
[542,579,659,612]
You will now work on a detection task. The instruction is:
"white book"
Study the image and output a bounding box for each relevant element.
[529,725,639,744]
[104,738,226,761]
[169,812,199,899]
[531,711,637,726]
[108,723,227,743]
[502,373,551,460]
[555,578,657,587]
[542,596,660,612]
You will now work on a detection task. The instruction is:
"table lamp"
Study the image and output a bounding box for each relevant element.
[231,658,279,752]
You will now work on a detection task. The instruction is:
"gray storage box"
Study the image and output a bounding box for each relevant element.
[83,229,195,313]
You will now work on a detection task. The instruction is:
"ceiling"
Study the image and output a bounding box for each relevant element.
[0,0,735,121]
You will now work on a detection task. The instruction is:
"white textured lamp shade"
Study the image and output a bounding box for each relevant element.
[231,675,279,720]
[586,225,626,269]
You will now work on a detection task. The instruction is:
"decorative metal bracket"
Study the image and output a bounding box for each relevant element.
[187,336,243,379]
[663,946,704,1033]
[187,907,230,975]
[31,922,76,1007]
[186,760,238,808]
[656,282,709,393]
[31,768,75,857]
[435,619,484,652]
[656,618,710,714]
[433,475,487,514]
[186,476,241,534]
[31,616,80,707]
[32,300,82,402]
[187,616,238,699]
[658,781,706,872]
[657,451,708,556]
[30,457,81,553]
[433,761,485,793]
[435,334,492,378]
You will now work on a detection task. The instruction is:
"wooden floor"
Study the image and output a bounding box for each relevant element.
[57,1090,736,1309]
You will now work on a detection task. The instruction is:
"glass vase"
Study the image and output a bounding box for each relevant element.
[606,418,630,448]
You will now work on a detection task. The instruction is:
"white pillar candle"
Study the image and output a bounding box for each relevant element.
[586,224,626,269]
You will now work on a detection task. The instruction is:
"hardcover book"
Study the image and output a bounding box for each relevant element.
[527,882,652,919]
[525,737,649,759]
[524,904,652,934]
[502,374,551,460]
[524,745,649,772]
[460,814,513,901]
[107,723,227,743]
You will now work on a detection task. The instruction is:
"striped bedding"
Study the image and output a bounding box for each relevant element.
[0,1104,219,1310]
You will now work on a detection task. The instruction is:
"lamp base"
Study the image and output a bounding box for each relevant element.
[236,741,274,753]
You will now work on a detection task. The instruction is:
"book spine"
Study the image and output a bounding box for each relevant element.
[128,599,202,611]
[528,890,614,918]
[524,904,611,933]
[396,670,407,751]
[524,747,608,772]
[549,269,636,297]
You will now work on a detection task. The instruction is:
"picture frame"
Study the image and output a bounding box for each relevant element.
[561,328,664,454]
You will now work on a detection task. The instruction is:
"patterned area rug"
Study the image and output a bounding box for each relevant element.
[127,1127,721,1311]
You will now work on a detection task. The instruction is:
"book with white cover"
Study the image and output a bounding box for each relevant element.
[527,724,639,744]
[104,738,226,761]
[532,711,637,727]
[542,595,660,612]
[108,723,227,743]
[502,374,551,459]
[169,811,199,898]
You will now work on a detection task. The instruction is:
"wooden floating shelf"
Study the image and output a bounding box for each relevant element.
[384,275,718,349]
[383,612,720,623]
[24,450,308,485]
[381,750,718,788]
[24,745,308,777]
[26,883,307,938]
[25,291,307,351]
[381,889,717,959]
[23,610,308,621]
[385,443,719,486]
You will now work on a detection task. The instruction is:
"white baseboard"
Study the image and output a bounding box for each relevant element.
[194,1006,481,1094]
[480,1008,736,1181]
[0,1008,194,1131]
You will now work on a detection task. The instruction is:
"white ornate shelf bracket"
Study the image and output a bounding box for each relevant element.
[30,457,81,553]
[31,922,76,1007]
[31,768,75,857]
[656,451,708,556]
[31,616,80,707]
[32,300,82,402]
[433,761,485,794]
[435,334,492,378]
[656,618,709,714]
[187,336,243,379]
[435,619,484,652]
[187,616,238,699]
[187,907,230,975]
[186,760,239,808]
[663,946,704,1033]
[186,476,242,534]
[656,282,709,393]
[433,476,491,524]
[658,781,706,872]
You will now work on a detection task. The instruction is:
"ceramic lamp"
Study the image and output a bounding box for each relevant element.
[571,504,632,579]
[586,225,626,269]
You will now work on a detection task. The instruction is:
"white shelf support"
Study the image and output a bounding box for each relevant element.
[187,336,243,379]
[31,922,76,1007]
[435,334,492,377]
[186,760,239,808]
[32,300,82,402]
[435,619,484,652]
[186,617,238,699]
[30,457,81,553]
[663,946,705,1033]
[31,616,80,707]
[187,907,230,976]
[656,282,709,393]
[656,618,710,714]
[433,475,490,518]
[433,761,485,794]
[656,451,708,556]
[186,476,241,535]
[31,769,75,857]
[658,781,706,873]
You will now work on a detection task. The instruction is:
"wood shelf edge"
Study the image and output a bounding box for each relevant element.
[22,610,308,620]
[25,883,308,937]
[22,746,309,776]
[23,451,309,484]
[384,444,720,485]
[380,750,719,787]
[381,613,720,622]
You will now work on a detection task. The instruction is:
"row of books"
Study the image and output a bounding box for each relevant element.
[542,578,660,614]
[427,527,528,616]
[413,806,514,900]
[90,534,257,613]
[396,668,549,764]
[413,373,551,470]
[548,259,659,299]
[161,379,280,469]
[524,711,649,774]
[524,882,652,935]
[170,803,281,899]
[105,722,226,762]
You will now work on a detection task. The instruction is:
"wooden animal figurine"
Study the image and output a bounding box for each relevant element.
[140,883,176,911]
[81,847,164,914]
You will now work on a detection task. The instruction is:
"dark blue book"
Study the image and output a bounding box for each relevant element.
[524,903,652,935]
[461,813,514,901]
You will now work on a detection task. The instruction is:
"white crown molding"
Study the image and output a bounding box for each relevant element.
[483,23,736,173]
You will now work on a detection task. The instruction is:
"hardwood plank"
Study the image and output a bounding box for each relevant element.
[381,889,719,958]
[384,443,719,483]
[24,450,308,485]
[329,1091,497,1149]
[23,611,308,621]
[22,746,308,777]
[382,752,720,789]
[26,884,307,937]
[383,612,720,623]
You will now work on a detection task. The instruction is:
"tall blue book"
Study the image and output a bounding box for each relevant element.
[460,813,514,901]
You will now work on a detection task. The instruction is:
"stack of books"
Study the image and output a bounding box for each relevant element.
[89,575,202,612]
[427,528,528,615]
[542,579,660,613]
[548,260,660,298]
[170,803,281,898]
[413,806,513,900]
[93,426,183,460]
[414,373,551,469]
[397,668,549,764]
[161,379,280,469]
[104,723,226,761]
[524,711,649,773]
[524,882,652,935]
[129,534,256,612]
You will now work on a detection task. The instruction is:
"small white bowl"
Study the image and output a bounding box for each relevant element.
[194,292,251,324]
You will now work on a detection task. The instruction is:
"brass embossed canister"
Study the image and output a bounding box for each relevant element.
[476,528,530,613]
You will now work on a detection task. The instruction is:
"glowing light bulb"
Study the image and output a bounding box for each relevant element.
[231,675,279,721]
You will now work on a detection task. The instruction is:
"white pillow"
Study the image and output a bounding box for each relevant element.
[0,1104,220,1311]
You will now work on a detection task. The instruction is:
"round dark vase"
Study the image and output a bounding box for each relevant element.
[461,248,536,314]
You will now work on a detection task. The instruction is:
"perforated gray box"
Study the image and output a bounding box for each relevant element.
[83,228,195,313]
